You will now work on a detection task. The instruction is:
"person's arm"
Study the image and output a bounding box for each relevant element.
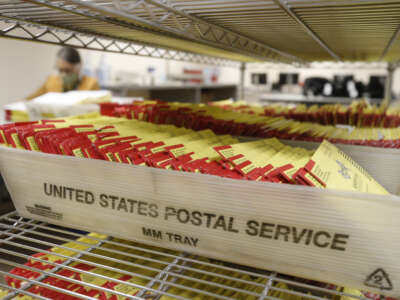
[91,79,100,90]
[78,76,100,91]
[26,81,47,100]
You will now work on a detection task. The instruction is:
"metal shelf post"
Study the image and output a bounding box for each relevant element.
[239,62,246,100]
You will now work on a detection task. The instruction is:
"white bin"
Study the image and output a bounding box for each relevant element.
[0,145,399,297]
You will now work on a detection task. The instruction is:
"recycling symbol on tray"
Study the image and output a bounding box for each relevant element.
[364,268,393,290]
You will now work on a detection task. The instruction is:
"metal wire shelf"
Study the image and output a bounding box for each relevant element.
[0,0,283,65]
[2,0,400,64]
[0,211,379,300]
[0,16,239,67]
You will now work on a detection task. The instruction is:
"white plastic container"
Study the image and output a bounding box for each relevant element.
[0,145,399,296]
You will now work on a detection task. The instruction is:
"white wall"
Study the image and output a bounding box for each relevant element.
[81,50,240,86]
[0,39,59,104]
[0,39,240,106]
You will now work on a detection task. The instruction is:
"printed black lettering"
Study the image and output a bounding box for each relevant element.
[165,232,199,247]
[99,194,109,208]
[165,207,176,220]
[65,187,73,200]
[109,195,118,209]
[203,213,216,228]
[260,222,275,239]
[245,220,259,236]
[138,201,148,216]
[183,236,191,245]
[331,233,349,251]
[75,189,84,203]
[274,225,290,241]
[166,232,173,241]
[305,230,314,245]
[85,192,95,205]
[213,216,227,231]
[53,185,62,198]
[148,204,159,218]
[142,227,152,237]
[142,227,162,239]
[244,218,348,251]
[117,198,128,212]
[174,234,182,243]
[177,209,190,223]
[152,229,162,239]
[292,227,308,244]
[127,199,137,213]
[190,211,202,226]
[228,217,239,233]
[44,183,52,196]
[190,237,199,247]
[313,231,331,248]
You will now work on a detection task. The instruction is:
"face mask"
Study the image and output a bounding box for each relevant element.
[62,73,79,92]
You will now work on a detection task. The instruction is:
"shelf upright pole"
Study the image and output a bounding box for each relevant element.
[239,62,246,101]
[383,62,396,107]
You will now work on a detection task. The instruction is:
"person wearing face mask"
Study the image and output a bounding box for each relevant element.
[27,47,99,100]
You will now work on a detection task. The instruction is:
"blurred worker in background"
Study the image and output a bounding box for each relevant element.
[27,47,99,100]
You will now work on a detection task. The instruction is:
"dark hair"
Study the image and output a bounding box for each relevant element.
[57,47,81,64]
